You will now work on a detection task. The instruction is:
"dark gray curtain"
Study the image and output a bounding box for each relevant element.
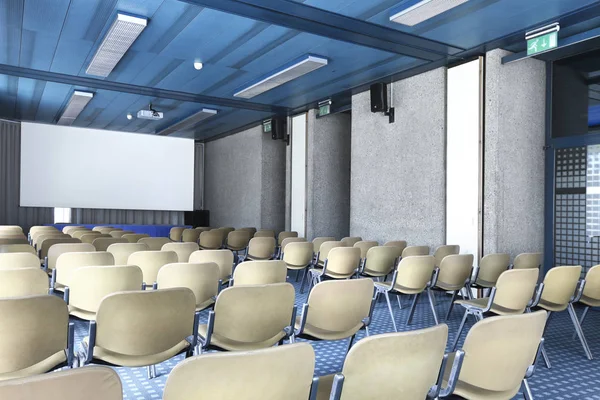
[72,208,184,225]
[194,142,204,210]
[0,120,54,233]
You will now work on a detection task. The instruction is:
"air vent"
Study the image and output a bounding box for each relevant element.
[234,55,328,99]
[86,13,147,77]
[390,0,469,26]
[157,108,218,136]
[57,91,94,126]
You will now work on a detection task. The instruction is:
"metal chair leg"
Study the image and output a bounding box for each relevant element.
[346,334,356,354]
[445,291,458,321]
[427,288,439,325]
[396,294,403,310]
[383,290,398,332]
[406,293,420,326]
[300,268,309,294]
[451,310,470,351]
[295,269,301,282]
[568,304,593,360]
[572,306,590,340]
[522,379,534,400]
[540,311,553,369]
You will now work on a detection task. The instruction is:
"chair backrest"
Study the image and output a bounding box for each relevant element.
[92,238,128,252]
[0,244,37,255]
[281,237,307,253]
[583,264,600,301]
[62,226,84,235]
[337,325,448,400]
[239,227,257,235]
[438,254,474,288]
[326,247,361,277]
[138,237,172,251]
[0,366,123,400]
[226,230,251,251]
[110,230,134,238]
[195,227,212,233]
[32,229,62,243]
[254,229,275,238]
[513,252,542,269]
[283,242,313,268]
[213,283,295,346]
[40,238,83,261]
[247,237,276,260]
[540,265,582,307]
[0,226,23,235]
[492,269,539,313]
[182,229,201,243]
[122,234,150,243]
[0,295,68,375]
[457,311,546,397]
[0,268,49,297]
[69,265,144,319]
[107,243,149,265]
[81,233,110,244]
[341,237,362,247]
[383,240,408,253]
[353,241,379,259]
[127,250,178,286]
[312,237,336,253]
[0,253,40,269]
[277,231,298,246]
[199,230,224,250]
[306,279,373,337]
[189,250,234,281]
[35,233,69,247]
[56,252,115,288]
[47,243,95,270]
[163,343,314,400]
[395,255,436,292]
[161,242,200,262]
[401,245,430,258]
[433,245,460,267]
[0,237,29,245]
[157,262,220,309]
[95,288,195,359]
[233,260,287,286]
[363,246,402,276]
[477,253,510,285]
[95,227,116,235]
[92,226,112,232]
[318,241,345,264]
[169,227,185,242]
[71,230,94,240]
[30,226,57,235]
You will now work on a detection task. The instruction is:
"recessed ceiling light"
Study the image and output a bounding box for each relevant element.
[194,61,203,70]
[390,0,469,26]
[127,113,133,120]
[57,91,94,126]
[157,108,218,136]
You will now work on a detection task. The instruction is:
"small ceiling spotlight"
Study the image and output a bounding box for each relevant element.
[193,61,203,70]
[126,113,133,120]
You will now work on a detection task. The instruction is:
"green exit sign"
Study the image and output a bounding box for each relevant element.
[318,103,331,117]
[527,31,558,55]
[263,120,272,133]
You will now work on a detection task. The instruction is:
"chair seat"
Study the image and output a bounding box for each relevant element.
[579,294,600,308]
[455,298,524,316]
[294,317,363,341]
[68,305,96,321]
[196,298,215,312]
[537,298,568,312]
[285,263,308,271]
[197,325,286,351]
[362,268,389,277]
[246,255,272,261]
[315,374,335,400]
[435,280,464,291]
[473,278,496,288]
[0,350,66,381]
[374,281,423,295]
[84,337,189,367]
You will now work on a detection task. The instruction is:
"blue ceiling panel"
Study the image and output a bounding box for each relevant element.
[50,39,95,75]
[22,0,69,35]
[19,30,59,71]
[33,81,72,122]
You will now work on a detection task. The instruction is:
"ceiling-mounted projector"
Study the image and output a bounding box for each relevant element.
[137,104,163,120]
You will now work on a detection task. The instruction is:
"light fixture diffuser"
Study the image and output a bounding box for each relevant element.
[86,13,147,77]
[157,108,218,136]
[390,0,469,26]
[234,55,328,99]
[57,91,94,126]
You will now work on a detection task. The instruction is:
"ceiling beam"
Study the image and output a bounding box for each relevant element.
[179,0,464,61]
[0,64,289,114]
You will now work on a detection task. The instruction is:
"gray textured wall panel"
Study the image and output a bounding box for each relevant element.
[484,49,545,258]
[260,133,286,232]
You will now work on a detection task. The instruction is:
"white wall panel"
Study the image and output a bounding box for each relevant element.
[290,114,307,237]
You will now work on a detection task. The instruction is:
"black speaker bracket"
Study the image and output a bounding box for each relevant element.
[385,107,395,124]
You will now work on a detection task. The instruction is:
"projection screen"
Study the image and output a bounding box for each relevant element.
[20,122,194,211]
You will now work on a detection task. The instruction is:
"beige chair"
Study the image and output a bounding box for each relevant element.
[62,226,84,235]
[0,253,40,269]
[95,227,116,235]
[31,226,58,235]
[108,229,123,235]
[157,262,220,311]
[54,251,115,291]
[384,240,407,253]
[573,264,600,359]
[195,227,212,233]
[71,230,94,240]
[401,245,430,258]
[232,260,287,286]
[513,252,543,269]
[182,229,201,243]
[35,233,69,248]
[220,227,236,235]
[433,245,460,267]
[92,237,128,252]
[245,237,276,261]
[0,244,37,255]
[0,366,123,400]
[312,237,336,254]
[317,325,448,400]
[92,226,112,232]
[122,233,150,243]
[374,255,438,332]
[46,242,95,272]
[198,283,295,352]
[164,344,316,400]
[199,230,224,250]
[127,250,178,288]
[278,231,298,246]
[0,268,49,297]
[239,227,257,236]
[294,279,374,352]
[309,247,361,288]
[162,242,199,262]
[226,230,251,255]
[433,254,474,321]
[40,238,82,264]
[315,240,345,267]
[472,253,510,292]
[280,237,307,254]
[189,250,234,285]
[81,233,110,244]
[66,265,144,320]
[360,246,402,279]
[110,230,134,238]
[0,237,29,245]
[80,288,198,379]
[138,237,171,251]
[451,268,540,351]
[440,311,547,400]
[283,241,314,292]
[0,226,23,235]
[0,295,74,380]
[254,229,275,238]
[341,237,362,247]
[353,240,379,259]
[170,227,186,242]
[107,243,149,265]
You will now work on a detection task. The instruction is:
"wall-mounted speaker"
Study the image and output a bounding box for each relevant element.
[271,118,285,140]
[370,83,388,113]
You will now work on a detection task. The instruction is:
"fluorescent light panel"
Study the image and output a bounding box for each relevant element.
[157,108,218,136]
[86,13,147,77]
[57,91,94,126]
[234,55,328,99]
[390,0,469,26]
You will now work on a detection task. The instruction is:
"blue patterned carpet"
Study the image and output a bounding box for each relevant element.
[71,274,600,399]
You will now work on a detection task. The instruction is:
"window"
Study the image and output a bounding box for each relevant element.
[54,208,72,224]
[587,145,600,238]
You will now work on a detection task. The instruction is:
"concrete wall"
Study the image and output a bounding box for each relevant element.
[484,49,546,257]
[205,125,286,231]
[350,68,447,247]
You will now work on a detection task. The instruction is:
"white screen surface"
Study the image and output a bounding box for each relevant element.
[20,122,194,211]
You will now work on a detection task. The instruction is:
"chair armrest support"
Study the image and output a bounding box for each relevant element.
[427,267,439,289]
[294,304,309,336]
[439,350,465,398]
[481,287,497,313]
[63,286,70,304]
[428,353,449,399]
[50,269,56,291]
[571,279,586,303]
[308,377,320,400]
[186,311,201,348]
[526,338,544,378]
[284,306,297,338]
[84,321,97,364]
[200,311,215,349]
[329,374,345,400]
[67,322,75,367]
[528,282,545,308]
